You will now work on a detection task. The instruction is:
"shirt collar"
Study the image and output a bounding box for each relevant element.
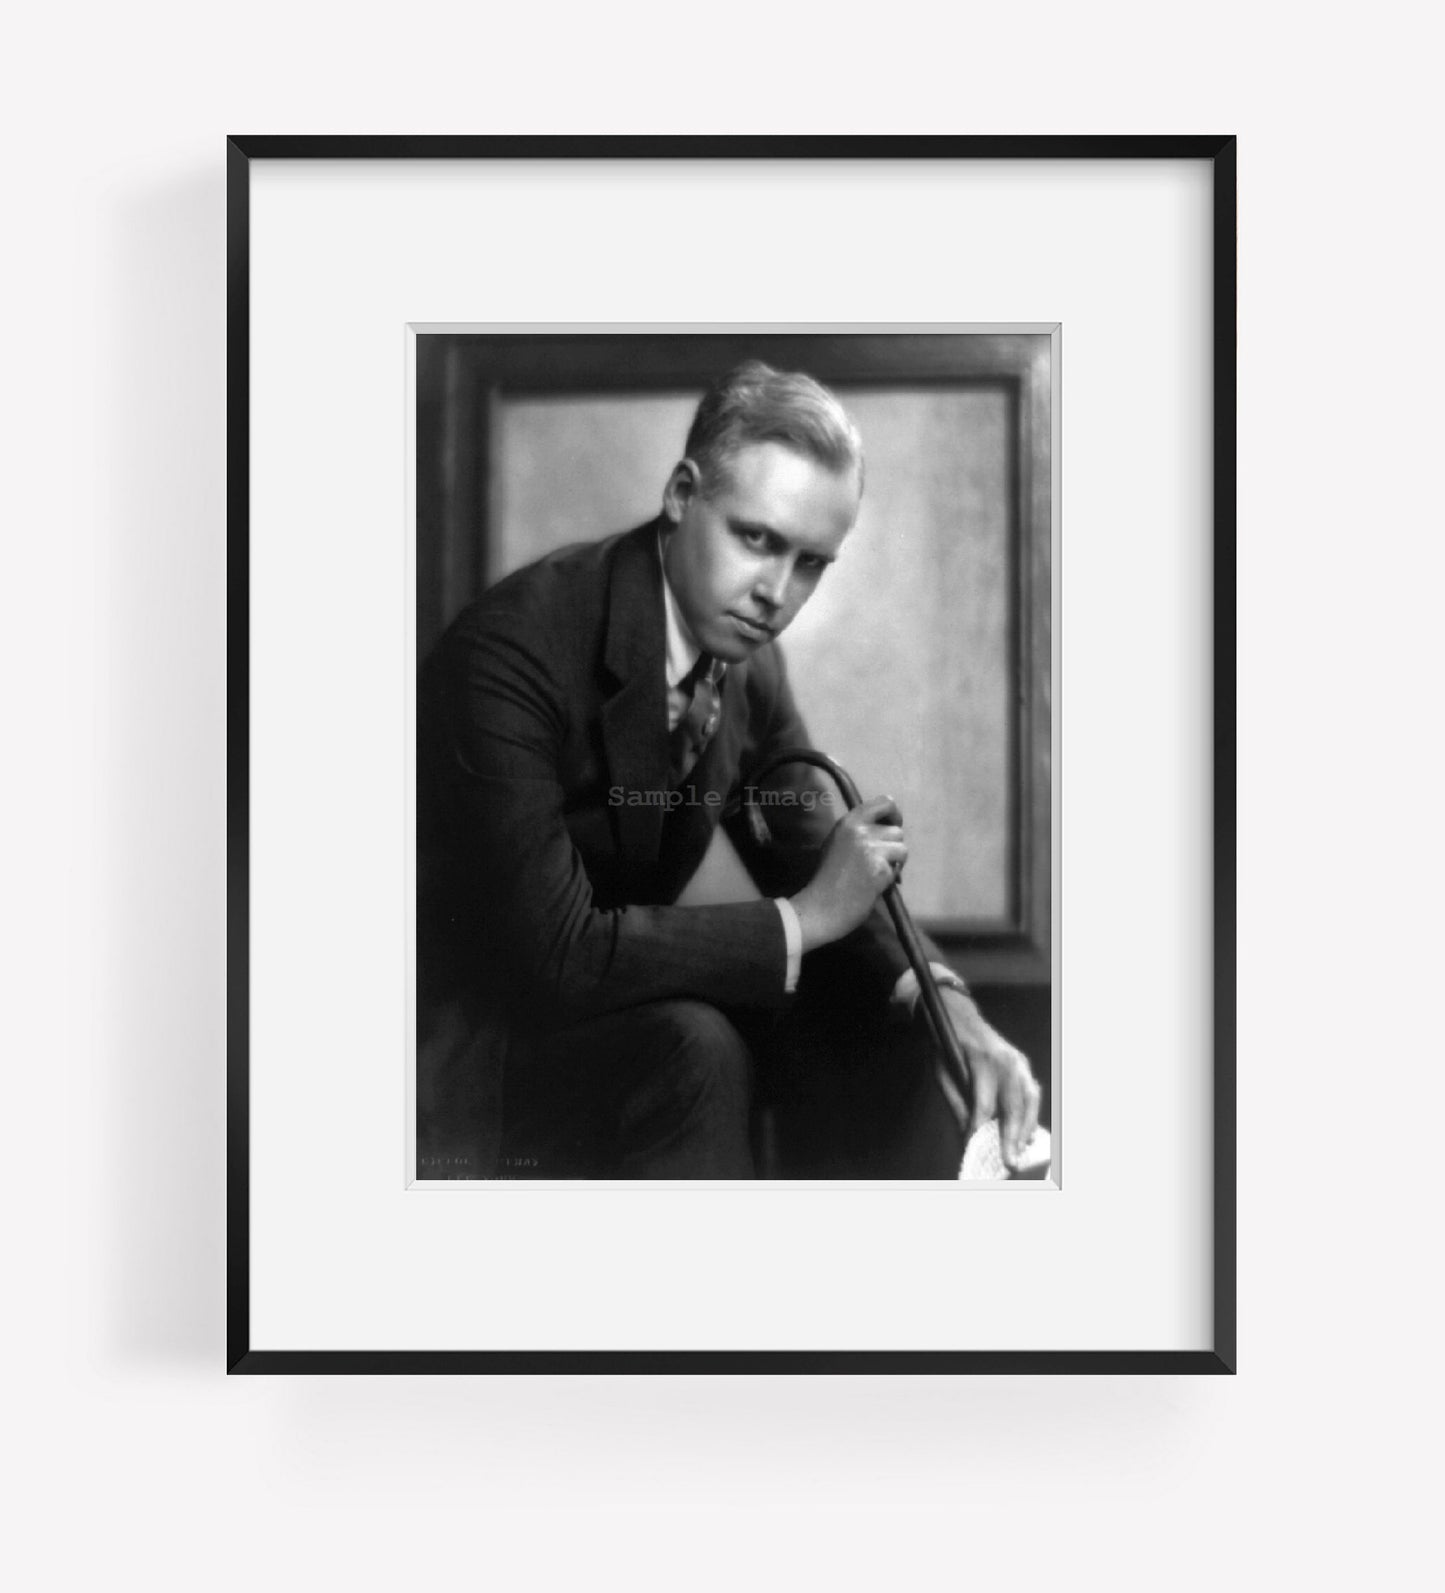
[658,527,705,691]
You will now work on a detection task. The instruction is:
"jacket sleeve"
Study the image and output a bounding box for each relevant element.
[430,607,789,1028]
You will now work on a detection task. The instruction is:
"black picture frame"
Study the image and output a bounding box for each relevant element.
[227,135,1236,1375]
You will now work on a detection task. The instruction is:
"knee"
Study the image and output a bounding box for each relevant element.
[643,1000,753,1104]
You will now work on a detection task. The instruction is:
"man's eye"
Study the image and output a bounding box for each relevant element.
[799,556,825,574]
[740,528,768,548]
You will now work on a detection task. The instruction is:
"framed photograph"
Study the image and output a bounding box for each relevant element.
[229,136,1235,1372]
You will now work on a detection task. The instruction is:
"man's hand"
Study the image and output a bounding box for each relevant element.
[789,795,906,952]
[939,987,1041,1169]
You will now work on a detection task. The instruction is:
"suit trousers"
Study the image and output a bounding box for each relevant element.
[497,955,965,1180]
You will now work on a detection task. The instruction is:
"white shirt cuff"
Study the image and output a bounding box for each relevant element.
[773,898,803,994]
[890,961,967,1011]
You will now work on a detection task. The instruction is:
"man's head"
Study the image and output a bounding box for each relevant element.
[660,362,864,664]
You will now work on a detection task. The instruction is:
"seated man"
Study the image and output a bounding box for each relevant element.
[416,361,1040,1179]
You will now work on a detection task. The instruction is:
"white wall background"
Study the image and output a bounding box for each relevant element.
[3,3,1440,1590]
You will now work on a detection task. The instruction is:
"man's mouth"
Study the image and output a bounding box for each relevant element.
[729,612,775,640]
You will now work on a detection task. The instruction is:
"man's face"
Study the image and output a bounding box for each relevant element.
[660,441,860,664]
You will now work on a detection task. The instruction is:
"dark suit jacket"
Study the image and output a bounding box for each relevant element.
[416,518,917,1176]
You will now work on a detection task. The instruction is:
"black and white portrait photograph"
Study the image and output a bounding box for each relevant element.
[16,0,1445,1570]
[413,330,1054,1182]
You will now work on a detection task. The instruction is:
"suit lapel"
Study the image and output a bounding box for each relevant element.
[600,523,672,869]
[599,521,760,898]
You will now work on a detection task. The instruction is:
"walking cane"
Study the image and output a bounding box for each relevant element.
[745,746,975,1127]
[744,746,1052,1180]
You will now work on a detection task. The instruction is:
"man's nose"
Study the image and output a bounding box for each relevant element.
[753,557,790,611]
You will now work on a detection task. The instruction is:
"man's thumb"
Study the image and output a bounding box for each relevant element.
[971,1065,998,1126]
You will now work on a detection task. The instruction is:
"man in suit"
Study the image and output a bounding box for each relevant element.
[417,362,1040,1179]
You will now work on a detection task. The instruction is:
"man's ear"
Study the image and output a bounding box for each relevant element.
[661,458,702,525]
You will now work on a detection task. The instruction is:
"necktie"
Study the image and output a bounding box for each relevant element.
[671,653,724,782]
